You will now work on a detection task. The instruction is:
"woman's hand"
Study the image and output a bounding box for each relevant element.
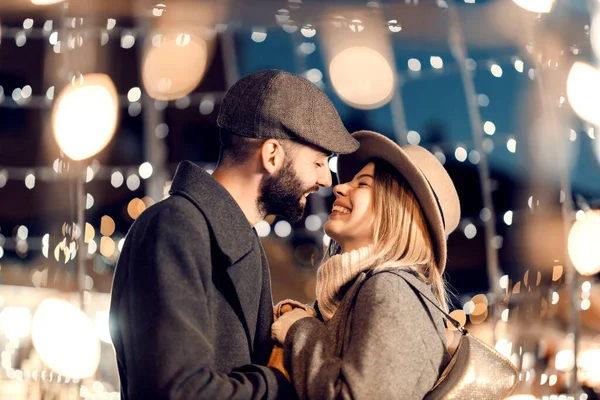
[272,308,314,344]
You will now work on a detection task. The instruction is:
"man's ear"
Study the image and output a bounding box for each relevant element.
[260,139,285,175]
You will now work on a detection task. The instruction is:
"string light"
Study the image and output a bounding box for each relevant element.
[31,298,100,379]
[121,32,135,49]
[464,223,477,239]
[299,42,316,55]
[483,121,496,135]
[25,173,35,189]
[126,174,141,191]
[274,221,292,238]
[430,56,443,69]
[503,210,513,225]
[110,171,124,188]
[507,138,517,153]
[329,47,395,110]
[408,58,421,72]
[255,220,271,237]
[305,215,322,231]
[477,94,489,107]
[454,146,467,162]
[138,162,153,179]
[251,28,267,43]
[407,130,421,145]
[568,210,600,276]
[155,123,169,138]
[305,69,323,83]
[127,87,141,102]
[490,64,503,78]
[142,32,209,101]
[199,97,215,115]
[514,59,524,73]
[328,156,338,174]
[301,24,316,37]
[468,150,480,164]
[52,74,119,161]
[512,0,555,13]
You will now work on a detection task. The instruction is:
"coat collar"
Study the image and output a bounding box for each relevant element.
[169,161,255,265]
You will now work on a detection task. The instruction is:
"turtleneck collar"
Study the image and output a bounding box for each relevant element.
[316,245,374,321]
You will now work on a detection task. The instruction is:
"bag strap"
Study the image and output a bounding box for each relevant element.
[366,269,466,333]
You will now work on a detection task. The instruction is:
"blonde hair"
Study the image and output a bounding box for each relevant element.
[326,159,449,311]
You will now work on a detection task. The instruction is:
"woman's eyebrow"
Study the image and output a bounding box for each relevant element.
[354,173,374,180]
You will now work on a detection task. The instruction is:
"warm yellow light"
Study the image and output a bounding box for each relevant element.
[512,0,555,13]
[593,14,600,59]
[100,236,116,258]
[127,198,147,220]
[52,73,118,161]
[31,0,66,4]
[566,62,600,126]
[0,307,31,341]
[84,222,95,244]
[568,210,600,276]
[555,349,575,371]
[95,311,112,344]
[580,348,600,387]
[100,215,115,236]
[142,32,208,100]
[329,46,395,110]
[31,298,100,379]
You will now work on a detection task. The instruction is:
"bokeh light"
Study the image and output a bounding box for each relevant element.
[95,311,112,344]
[127,198,147,220]
[274,221,292,238]
[555,349,574,371]
[52,74,118,161]
[483,121,496,135]
[567,62,600,126]
[512,0,555,13]
[0,307,31,341]
[255,220,271,237]
[31,298,100,379]
[142,32,208,100]
[593,13,600,59]
[100,215,115,236]
[568,210,600,276]
[100,236,116,258]
[329,46,395,110]
[84,222,95,243]
[139,162,154,179]
[31,0,66,5]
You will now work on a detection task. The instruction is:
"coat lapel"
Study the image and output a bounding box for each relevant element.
[169,161,265,357]
[224,243,262,355]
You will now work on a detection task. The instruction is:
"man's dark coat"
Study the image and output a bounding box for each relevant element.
[109,161,292,399]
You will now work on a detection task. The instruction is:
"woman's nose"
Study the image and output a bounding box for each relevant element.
[333,183,349,198]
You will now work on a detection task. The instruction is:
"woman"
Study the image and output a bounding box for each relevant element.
[271,130,461,399]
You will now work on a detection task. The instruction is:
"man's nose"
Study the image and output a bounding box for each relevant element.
[317,167,333,188]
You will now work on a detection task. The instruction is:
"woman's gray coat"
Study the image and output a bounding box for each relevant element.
[284,269,451,400]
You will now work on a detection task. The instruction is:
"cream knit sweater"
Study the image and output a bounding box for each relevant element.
[316,245,375,321]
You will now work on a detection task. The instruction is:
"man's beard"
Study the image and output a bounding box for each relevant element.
[258,159,317,223]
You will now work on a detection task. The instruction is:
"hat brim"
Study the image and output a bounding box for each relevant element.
[336,130,448,271]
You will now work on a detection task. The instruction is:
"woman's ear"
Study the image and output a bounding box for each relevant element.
[260,139,285,175]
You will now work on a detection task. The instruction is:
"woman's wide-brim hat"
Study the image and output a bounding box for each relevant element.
[336,130,461,272]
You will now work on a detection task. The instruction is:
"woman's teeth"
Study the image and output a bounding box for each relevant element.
[332,205,351,214]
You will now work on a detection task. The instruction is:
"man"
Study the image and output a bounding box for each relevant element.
[109,70,358,399]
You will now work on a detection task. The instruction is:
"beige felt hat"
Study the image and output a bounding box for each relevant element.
[336,130,461,272]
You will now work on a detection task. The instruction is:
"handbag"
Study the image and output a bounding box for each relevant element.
[356,269,519,400]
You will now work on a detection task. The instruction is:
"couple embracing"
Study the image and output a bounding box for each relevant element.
[109,69,460,400]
